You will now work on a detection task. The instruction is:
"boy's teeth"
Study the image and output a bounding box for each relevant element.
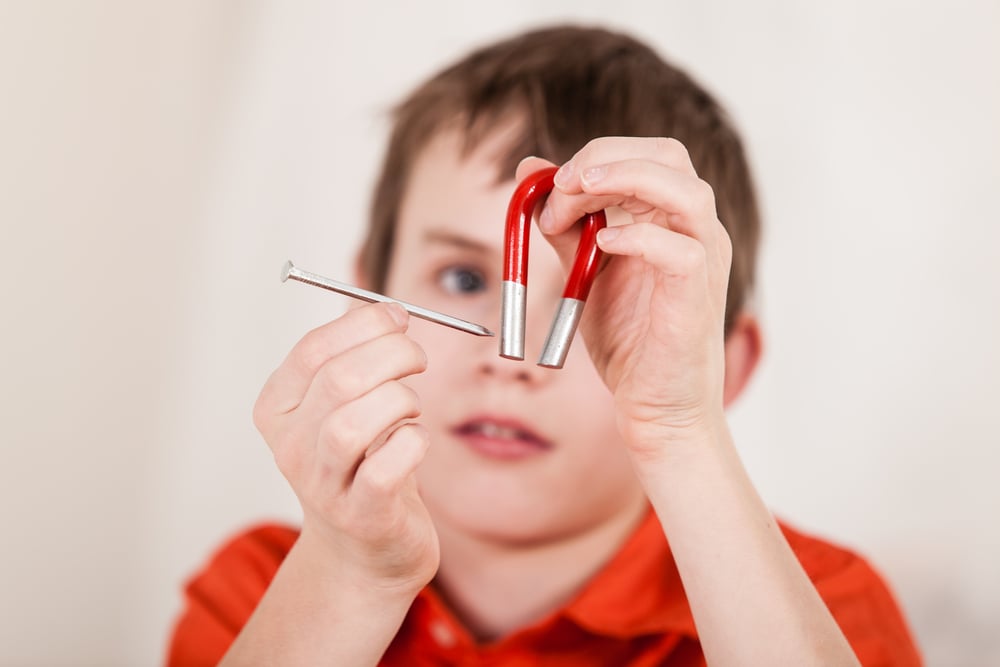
[478,423,521,439]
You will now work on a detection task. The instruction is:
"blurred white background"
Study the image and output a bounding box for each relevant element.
[1,1,998,665]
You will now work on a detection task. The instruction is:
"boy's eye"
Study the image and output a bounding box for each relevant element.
[437,266,487,294]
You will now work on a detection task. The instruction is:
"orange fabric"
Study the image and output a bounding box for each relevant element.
[166,511,922,666]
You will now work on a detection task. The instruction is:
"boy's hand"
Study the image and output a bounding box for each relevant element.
[517,138,732,458]
[253,302,439,596]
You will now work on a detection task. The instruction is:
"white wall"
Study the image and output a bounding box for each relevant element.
[1,1,997,665]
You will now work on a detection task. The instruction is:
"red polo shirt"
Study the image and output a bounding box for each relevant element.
[166,510,921,666]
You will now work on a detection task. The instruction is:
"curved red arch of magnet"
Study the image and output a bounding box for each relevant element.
[503,167,555,287]
[563,209,607,301]
[503,167,607,297]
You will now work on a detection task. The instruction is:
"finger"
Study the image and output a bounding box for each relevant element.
[314,381,422,493]
[256,302,409,420]
[562,159,722,248]
[554,137,698,194]
[537,161,713,277]
[538,136,703,235]
[266,333,426,480]
[515,155,556,182]
[298,332,427,419]
[509,156,583,275]
[350,423,430,508]
[596,221,723,289]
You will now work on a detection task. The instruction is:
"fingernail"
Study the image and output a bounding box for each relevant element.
[597,227,621,245]
[553,161,575,189]
[538,206,554,233]
[581,164,607,186]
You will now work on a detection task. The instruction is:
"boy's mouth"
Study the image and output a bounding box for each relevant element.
[452,416,553,460]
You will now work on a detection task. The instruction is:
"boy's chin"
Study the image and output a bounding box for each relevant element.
[427,498,608,549]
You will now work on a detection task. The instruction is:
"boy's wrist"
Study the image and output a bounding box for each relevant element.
[220,519,421,666]
[625,417,745,512]
[619,409,730,463]
[294,525,429,605]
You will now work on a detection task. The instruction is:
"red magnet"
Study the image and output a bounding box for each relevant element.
[500,167,607,369]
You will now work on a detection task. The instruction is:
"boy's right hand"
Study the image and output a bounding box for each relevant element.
[253,302,439,597]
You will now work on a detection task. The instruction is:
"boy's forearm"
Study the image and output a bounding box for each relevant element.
[634,422,861,667]
[219,530,417,667]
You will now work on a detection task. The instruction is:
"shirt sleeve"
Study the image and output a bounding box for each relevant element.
[164,524,299,667]
[784,525,923,667]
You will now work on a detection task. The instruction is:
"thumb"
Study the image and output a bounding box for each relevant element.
[514,155,556,182]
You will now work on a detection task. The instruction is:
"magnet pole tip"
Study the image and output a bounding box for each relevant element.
[280,260,294,283]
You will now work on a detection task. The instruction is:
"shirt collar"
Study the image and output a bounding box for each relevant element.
[412,507,698,645]
[559,506,698,639]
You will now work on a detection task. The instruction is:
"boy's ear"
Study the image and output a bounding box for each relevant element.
[722,312,763,408]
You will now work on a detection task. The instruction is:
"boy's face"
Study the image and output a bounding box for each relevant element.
[381,125,647,544]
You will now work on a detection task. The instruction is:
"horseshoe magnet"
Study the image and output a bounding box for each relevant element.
[500,166,607,369]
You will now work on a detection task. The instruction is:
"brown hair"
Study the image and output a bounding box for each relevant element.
[359,25,760,334]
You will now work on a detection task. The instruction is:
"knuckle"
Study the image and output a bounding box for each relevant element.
[678,242,707,274]
[361,463,399,497]
[405,385,423,416]
[409,421,431,447]
[297,325,337,374]
[368,301,404,330]
[635,221,660,245]
[389,381,422,418]
[409,339,429,373]
[364,475,396,498]
[676,178,715,220]
[655,136,688,160]
[316,357,362,402]
[356,423,430,497]
[581,137,604,155]
[694,178,716,209]
[321,408,359,451]
[387,333,428,373]
[396,423,431,457]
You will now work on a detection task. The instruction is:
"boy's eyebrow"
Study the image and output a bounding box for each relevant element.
[422,229,493,253]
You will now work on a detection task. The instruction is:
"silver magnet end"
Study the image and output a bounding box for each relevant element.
[538,298,585,369]
[500,280,527,360]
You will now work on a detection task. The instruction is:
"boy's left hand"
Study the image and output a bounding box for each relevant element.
[517,137,732,458]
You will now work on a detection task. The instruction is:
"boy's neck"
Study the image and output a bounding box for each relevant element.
[430,499,649,643]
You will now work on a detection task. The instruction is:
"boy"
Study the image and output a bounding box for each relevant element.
[167,26,921,666]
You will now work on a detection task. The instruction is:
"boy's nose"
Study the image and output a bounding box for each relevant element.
[476,292,559,385]
[477,353,551,384]
[476,311,554,385]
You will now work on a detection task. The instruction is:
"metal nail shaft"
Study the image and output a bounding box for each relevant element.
[281,261,494,337]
